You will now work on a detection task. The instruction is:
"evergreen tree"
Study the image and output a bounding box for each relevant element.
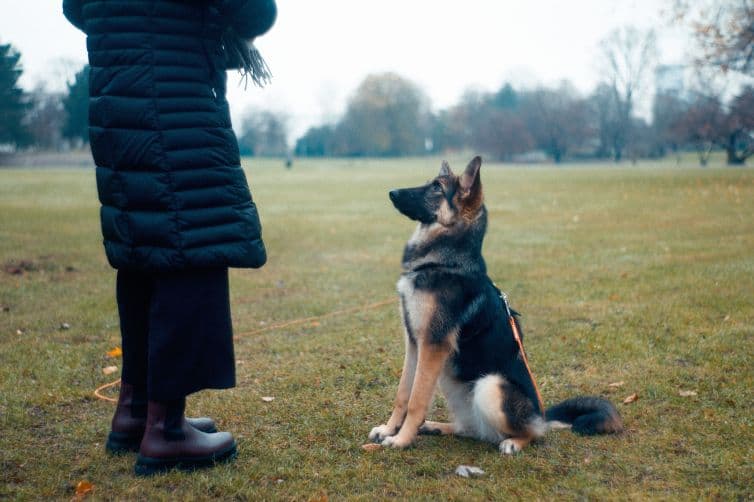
[0,43,30,147]
[62,65,90,144]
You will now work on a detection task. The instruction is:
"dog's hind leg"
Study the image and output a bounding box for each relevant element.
[369,333,417,442]
[418,421,456,435]
[471,374,544,455]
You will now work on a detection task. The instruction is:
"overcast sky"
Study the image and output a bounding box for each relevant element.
[2,0,690,139]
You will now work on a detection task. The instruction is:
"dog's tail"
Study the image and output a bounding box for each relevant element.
[545,396,623,435]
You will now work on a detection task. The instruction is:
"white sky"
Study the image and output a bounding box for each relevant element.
[1,0,690,140]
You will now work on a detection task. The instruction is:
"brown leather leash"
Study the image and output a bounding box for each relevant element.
[498,288,545,416]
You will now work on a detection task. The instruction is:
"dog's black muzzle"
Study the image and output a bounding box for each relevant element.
[389,186,435,223]
[388,189,400,204]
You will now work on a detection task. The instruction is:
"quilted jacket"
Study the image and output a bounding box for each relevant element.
[63,0,276,270]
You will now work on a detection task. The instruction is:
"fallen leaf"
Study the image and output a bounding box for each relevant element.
[261,396,275,402]
[106,347,122,358]
[310,321,321,327]
[608,381,625,388]
[75,480,94,497]
[102,366,118,375]
[623,393,639,404]
[455,465,485,478]
[361,443,382,452]
[609,293,620,301]
[679,390,697,397]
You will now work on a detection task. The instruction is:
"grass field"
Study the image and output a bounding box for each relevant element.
[1,157,752,500]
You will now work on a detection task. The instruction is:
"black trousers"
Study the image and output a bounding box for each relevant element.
[116,268,236,401]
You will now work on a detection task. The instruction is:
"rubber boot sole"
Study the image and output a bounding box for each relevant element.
[134,442,237,476]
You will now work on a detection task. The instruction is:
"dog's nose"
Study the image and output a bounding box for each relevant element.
[389,190,398,202]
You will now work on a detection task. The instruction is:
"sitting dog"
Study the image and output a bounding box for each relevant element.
[369,156,623,454]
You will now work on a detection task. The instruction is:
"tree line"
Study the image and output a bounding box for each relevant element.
[1,1,751,165]
[291,71,753,165]
[293,12,753,166]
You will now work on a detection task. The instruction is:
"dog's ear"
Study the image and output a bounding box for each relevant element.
[439,160,453,177]
[460,156,482,197]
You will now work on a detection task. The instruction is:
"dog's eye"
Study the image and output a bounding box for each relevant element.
[432,181,443,192]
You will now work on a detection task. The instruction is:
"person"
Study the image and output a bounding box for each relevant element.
[62,0,277,476]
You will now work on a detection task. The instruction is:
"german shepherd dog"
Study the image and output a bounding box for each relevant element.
[369,156,622,454]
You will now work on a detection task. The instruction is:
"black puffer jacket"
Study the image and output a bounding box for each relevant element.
[63,0,276,271]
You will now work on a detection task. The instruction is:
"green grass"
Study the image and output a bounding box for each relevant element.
[1,157,752,500]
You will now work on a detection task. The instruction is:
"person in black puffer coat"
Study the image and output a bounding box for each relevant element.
[63,0,276,476]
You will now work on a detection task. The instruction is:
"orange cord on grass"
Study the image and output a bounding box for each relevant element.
[93,297,545,417]
[233,298,395,338]
[93,298,396,402]
[94,377,120,403]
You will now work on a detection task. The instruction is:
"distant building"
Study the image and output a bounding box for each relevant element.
[655,64,686,97]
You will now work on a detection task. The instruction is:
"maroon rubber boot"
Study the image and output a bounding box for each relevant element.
[106,383,217,454]
[134,398,237,476]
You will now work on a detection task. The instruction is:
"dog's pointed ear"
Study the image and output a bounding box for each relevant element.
[459,156,482,196]
[439,160,453,177]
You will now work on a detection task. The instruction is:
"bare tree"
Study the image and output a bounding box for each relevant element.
[334,73,430,156]
[24,85,66,150]
[598,27,657,161]
[673,92,724,165]
[672,86,754,165]
[651,90,689,159]
[457,86,535,162]
[720,85,754,164]
[237,108,290,157]
[519,82,591,163]
[472,108,534,161]
[671,0,754,76]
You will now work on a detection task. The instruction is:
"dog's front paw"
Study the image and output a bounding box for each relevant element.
[499,438,522,455]
[381,433,414,449]
[369,424,396,442]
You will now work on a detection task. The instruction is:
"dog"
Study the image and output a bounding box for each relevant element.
[369,156,623,454]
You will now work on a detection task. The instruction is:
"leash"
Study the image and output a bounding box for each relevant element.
[94,378,120,403]
[497,287,545,416]
[93,298,395,402]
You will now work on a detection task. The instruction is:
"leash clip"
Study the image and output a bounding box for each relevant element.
[494,282,513,319]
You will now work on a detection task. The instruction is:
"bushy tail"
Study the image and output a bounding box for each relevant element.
[545,396,623,435]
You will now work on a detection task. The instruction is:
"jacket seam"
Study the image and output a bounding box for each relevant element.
[148,4,186,268]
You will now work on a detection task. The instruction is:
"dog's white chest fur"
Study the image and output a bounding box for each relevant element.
[397,274,433,338]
